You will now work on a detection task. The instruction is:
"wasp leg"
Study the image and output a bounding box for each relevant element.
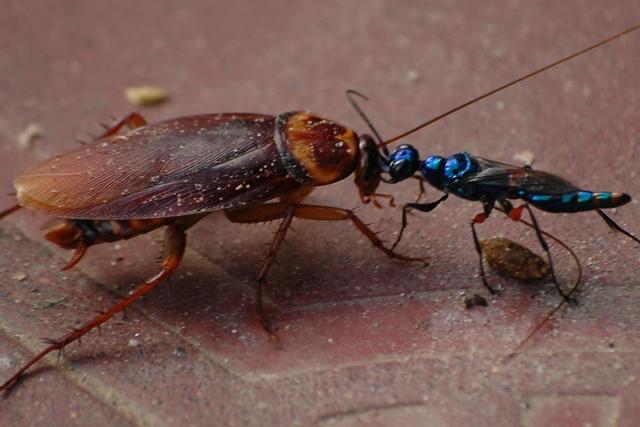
[391,193,449,250]
[596,209,640,245]
[0,223,187,394]
[522,205,576,304]
[470,215,497,295]
[412,175,426,203]
[469,200,500,295]
[96,112,148,140]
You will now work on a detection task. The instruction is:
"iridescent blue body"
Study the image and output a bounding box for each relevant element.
[419,152,630,213]
[383,146,638,302]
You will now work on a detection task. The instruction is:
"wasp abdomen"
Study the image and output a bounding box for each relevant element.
[521,190,630,213]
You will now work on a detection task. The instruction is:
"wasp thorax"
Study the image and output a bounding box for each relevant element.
[420,155,446,190]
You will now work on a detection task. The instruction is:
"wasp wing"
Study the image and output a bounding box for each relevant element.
[15,114,301,219]
[458,157,581,195]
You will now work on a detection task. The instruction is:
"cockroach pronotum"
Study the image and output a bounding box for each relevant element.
[1,24,638,393]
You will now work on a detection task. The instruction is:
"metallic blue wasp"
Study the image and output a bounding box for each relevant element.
[384,147,639,301]
[345,25,640,302]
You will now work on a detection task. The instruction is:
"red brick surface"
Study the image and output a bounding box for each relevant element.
[1,1,639,426]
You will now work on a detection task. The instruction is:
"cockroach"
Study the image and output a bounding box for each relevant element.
[1,24,638,393]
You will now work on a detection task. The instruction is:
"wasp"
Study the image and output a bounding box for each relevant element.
[389,149,638,300]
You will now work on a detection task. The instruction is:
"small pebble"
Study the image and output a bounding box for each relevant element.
[12,271,28,281]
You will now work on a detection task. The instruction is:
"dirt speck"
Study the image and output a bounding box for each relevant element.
[18,123,44,149]
[125,85,169,106]
[11,271,28,281]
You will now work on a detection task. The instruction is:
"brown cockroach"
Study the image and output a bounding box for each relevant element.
[1,24,638,393]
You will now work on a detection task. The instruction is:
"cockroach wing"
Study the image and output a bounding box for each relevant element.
[15,114,302,219]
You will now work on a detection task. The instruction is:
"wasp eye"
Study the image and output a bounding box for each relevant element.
[388,144,420,181]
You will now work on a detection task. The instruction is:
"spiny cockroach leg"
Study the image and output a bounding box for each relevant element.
[61,242,89,271]
[255,207,295,338]
[96,112,148,140]
[291,203,429,263]
[0,204,21,220]
[0,224,186,394]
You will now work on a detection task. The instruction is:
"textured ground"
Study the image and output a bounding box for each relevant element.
[1,1,639,426]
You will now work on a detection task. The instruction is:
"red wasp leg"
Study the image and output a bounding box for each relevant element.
[0,204,21,219]
[0,224,186,394]
[473,212,488,224]
[292,204,429,263]
[95,112,148,140]
[507,205,525,222]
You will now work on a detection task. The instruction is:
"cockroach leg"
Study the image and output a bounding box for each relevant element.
[0,204,21,220]
[227,200,428,333]
[292,204,428,263]
[61,242,88,271]
[96,112,148,140]
[370,193,396,208]
[226,203,297,335]
[0,224,186,394]
[255,207,295,339]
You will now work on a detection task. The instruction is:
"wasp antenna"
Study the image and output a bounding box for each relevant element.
[501,209,583,360]
[382,23,640,146]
